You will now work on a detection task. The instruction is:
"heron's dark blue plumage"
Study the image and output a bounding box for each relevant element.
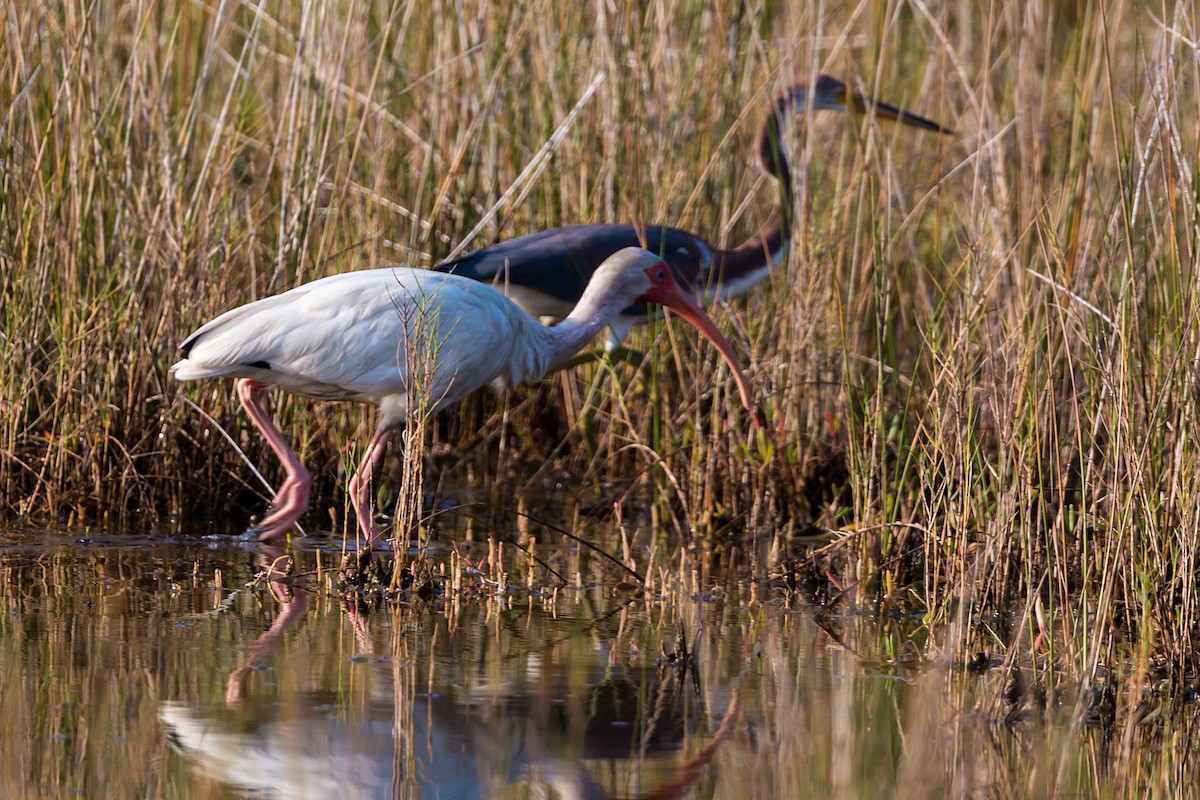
[435,224,708,318]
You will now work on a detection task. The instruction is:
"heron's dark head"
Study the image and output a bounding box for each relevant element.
[774,74,953,135]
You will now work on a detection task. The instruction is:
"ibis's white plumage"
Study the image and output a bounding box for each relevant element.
[172,247,754,546]
[174,269,555,431]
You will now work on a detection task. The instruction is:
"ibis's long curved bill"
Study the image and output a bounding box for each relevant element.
[850,91,953,135]
[642,277,760,429]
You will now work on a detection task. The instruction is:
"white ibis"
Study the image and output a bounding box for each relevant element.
[435,75,951,348]
[171,247,754,546]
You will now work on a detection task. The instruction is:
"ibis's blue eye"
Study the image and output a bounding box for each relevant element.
[656,269,665,279]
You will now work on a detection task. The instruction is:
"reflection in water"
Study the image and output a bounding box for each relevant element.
[223,545,309,708]
[161,702,406,799]
[3,531,1196,798]
[160,543,733,798]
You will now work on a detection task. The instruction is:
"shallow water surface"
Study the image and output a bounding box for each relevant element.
[0,528,1189,798]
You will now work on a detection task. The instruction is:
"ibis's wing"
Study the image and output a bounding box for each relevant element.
[170,270,528,414]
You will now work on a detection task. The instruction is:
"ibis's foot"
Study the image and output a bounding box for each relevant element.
[244,522,288,541]
[247,517,301,541]
[247,477,311,541]
[246,515,296,541]
[244,515,296,542]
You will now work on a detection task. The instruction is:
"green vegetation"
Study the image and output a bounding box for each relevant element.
[2,0,1199,734]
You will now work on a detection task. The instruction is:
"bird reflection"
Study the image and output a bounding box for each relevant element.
[224,545,307,708]
[161,545,736,799]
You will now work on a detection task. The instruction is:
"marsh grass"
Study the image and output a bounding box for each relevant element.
[3,0,1200,711]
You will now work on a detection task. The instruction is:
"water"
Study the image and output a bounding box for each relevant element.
[0,527,1189,798]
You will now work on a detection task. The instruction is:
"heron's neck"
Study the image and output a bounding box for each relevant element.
[544,286,631,366]
[703,108,796,303]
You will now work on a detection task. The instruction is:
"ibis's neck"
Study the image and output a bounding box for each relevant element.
[544,285,631,366]
[703,107,796,303]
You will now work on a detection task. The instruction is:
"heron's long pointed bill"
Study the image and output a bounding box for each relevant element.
[850,92,953,135]
[646,282,760,430]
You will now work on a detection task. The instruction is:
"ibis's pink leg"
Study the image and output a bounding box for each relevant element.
[347,428,392,548]
[236,379,311,540]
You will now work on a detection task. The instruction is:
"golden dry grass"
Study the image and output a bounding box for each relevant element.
[2,0,1200,687]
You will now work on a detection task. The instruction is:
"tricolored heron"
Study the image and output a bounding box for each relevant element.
[435,74,952,348]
